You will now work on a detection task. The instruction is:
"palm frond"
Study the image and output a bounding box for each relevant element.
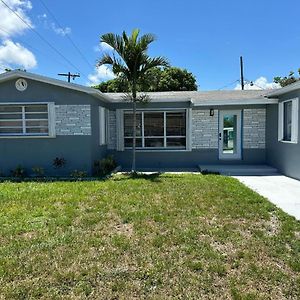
[138,33,156,51]
[140,56,170,75]
[101,33,125,58]
[97,53,114,66]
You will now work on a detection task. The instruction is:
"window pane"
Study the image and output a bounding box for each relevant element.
[26,127,49,134]
[25,105,48,113]
[25,113,48,119]
[124,112,142,137]
[0,128,23,134]
[167,138,186,147]
[284,101,292,141]
[145,138,164,147]
[222,114,237,154]
[144,112,164,136]
[0,120,22,127]
[0,106,22,113]
[0,113,22,120]
[166,112,186,136]
[26,120,48,127]
[124,138,142,148]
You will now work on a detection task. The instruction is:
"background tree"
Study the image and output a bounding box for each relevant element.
[93,67,197,92]
[97,29,169,172]
[274,69,300,87]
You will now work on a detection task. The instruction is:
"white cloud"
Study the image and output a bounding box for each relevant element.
[0,0,37,72]
[94,42,114,52]
[234,76,280,90]
[88,65,115,85]
[50,22,71,36]
[0,39,37,69]
[0,0,33,38]
[38,13,71,36]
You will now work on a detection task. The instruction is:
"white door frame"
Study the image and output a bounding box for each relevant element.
[218,110,242,160]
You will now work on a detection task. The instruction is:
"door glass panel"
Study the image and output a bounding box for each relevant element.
[223,114,237,154]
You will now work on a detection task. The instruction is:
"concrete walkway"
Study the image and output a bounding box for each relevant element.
[235,175,300,221]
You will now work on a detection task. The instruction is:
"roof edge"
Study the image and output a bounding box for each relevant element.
[266,81,300,97]
[0,70,112,103]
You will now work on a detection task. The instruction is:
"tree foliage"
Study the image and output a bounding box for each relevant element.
[274,69,300,87]
[93,67,197,92]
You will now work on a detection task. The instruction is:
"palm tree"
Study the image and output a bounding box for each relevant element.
[97,29,169,172]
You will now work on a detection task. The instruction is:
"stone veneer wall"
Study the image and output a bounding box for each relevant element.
[107,110,116,150]
[192,109,219,149]
[243,108,266,149]
[55,105,91,135]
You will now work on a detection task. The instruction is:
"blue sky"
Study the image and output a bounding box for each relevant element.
[0,0,299,90]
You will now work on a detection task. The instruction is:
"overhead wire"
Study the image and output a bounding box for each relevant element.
[0,0,90,81]
[38,0,95,71]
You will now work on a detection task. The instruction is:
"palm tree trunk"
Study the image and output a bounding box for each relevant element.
[132,100,136,172]
[131,82,137,173]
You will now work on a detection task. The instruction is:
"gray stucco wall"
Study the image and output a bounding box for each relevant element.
[266,91,300,180]
[0,78,108,176]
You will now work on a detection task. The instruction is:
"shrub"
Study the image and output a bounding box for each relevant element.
[93,155,117,177]
[70,170,88,179]
[32,167,45,177]
[11,165,26,178]
[53,157,66,169]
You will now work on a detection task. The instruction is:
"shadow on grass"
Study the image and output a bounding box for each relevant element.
[113,172,163,182]
[0,177,107,184]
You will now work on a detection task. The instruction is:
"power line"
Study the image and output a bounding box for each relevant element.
[217,80,239,90]
[38,0,95,70]
[0,0,87,79]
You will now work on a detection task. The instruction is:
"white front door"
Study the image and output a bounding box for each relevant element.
[218,110,242,160]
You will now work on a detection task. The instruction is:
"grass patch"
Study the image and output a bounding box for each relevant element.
[0,174,299,299]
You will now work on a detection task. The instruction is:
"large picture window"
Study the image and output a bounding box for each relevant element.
[0,103,53,137]
[124,110,186,149]
[278,98,299,143]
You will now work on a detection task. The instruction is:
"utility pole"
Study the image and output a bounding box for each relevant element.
[240,56,244,90]
[58,72,80,83]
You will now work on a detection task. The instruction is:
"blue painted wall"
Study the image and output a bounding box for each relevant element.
[266,91,300,180]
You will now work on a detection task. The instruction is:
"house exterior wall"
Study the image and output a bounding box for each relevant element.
[107,105,266,170]
[0,78,108,176]
[266,91,300,180]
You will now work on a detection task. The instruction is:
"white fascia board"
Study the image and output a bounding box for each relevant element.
[191,98,278,106]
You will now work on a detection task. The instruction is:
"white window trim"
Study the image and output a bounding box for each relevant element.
[117,108,191,152]
[0,102,56,139]
[278,98,299,144]
[99,106,107,146]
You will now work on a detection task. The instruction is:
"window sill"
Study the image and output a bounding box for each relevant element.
[123,148,191,152]
[279,140,298,144]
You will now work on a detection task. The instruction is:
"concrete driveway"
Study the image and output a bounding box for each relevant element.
[234,175,300,221]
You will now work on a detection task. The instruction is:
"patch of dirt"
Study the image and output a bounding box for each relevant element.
[20,231,37,240]
[114,223,133,237]
[265,213,281,236]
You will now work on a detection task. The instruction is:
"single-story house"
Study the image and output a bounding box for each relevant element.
[0,70,299,179]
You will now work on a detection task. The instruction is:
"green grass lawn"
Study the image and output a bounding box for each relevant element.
[0,174,299,299]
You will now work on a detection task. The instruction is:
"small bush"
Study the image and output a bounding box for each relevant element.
[32,166,45,177]
[70,170,88,179]
[93,155,117,177]
[53,157,66,169]
[11,165,26,178]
